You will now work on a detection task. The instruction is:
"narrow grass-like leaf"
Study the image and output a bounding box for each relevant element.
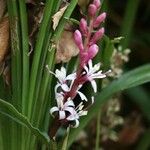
[0,99,50,145]
[7,0,22,149]
[35,0,78,129]
[17,1,29,149]
[27,0,55,119]
[121,0,140,48]
[18,0,29,114]
[68,64,150,146]
[61,127,70,150]
[136,129,150,150]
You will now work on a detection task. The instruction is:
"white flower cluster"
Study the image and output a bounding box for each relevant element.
[47,60,110,128]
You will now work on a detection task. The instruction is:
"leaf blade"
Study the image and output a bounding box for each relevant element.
[0,99,50,145]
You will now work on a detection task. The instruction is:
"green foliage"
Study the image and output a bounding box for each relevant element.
[0,0,150,149]
[0,98,50,145]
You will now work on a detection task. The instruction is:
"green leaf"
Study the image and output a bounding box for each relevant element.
[68,64,150,146]
[136,129,150,150]
[100,35,114,70]
[0,99,50,146]
[120,0,140,48]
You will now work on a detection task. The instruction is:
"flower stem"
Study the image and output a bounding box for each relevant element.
[95,110,101,150]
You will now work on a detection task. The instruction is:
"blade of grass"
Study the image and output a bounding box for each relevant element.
[121,0,140,49]
[25,1,63,149]
[27,0,55,119]
[0,78,11,150]
[17,1,29,150]
[95,111,101,150]
[0,98,50,146]
[61,127,70,150]
[37,0,78,133]
[7,0,22,149]
[29,1,78,148]
[18,0,29,115]
[136,129,150,150]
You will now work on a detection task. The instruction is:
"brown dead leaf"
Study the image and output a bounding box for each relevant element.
[28,3,44,55]
[0,17,9,63]
[56,29,79,63]
[78,0,90,7]
[52,5,68,30]
[0,0,6,20]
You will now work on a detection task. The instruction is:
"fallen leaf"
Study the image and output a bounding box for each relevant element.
[0,0,6,20]
[52,5,68,30]
[28,2,44,55]
[56,29,79,63]
[0,17,9,63]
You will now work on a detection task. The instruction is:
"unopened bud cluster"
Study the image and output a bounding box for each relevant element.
[74,0,106,67]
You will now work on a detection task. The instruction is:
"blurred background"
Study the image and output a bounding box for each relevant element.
[71,0,150,149]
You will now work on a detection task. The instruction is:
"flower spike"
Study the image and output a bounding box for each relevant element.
[49,0,110,137]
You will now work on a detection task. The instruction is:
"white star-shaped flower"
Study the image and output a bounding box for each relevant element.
[67,102,88,128]
[50,94,75,120]
[84,60,111,93]
[46,65,76,92]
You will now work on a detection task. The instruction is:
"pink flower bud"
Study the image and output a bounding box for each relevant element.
[88,44,99,59]
[80,18,88,36]
[74,30,84,51]
[88,4,97,17]
[93,0,101,9]
[90,27,104,44]
[93,12,106,28]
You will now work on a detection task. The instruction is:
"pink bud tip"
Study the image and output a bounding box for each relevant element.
[93,12,106,28]
[74,30,83,51]
[90,27,105,44]
[80,18,88,36]
[88,44,99,59]
[93,0,101,9]
[88,4,97,17]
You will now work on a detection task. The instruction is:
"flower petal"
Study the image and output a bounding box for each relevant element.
[66,73,76,80]
[88,59,93,70]
[93,63,101,71]
[55,66,66,83]
[78,110,88,116]
[55,83,61,94]
[91,80,97,93]
[64,100,75,107]
[56,94,64,108]
[91,71,106,79]
[64,107,75,115]
[61,83,70,92]
[91,96,94,104]
[67,110,79,121]
[50,107,59,115]
[72,119,79,128]
[78,91,88,101]
[84,65,89,73]
[59,110,66,120]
